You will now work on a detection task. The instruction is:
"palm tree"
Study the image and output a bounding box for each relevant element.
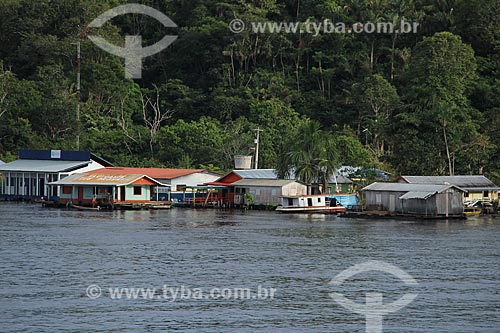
[277,120,338,195]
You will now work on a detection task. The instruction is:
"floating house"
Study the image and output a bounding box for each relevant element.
[0,150,111,200]
[397,175,500,202]
[49,173,169,207]
[232,179,307,205]
[362,182,466,218]
[84,167,220,201]
[195,169,281,206]
[208,169,279,186]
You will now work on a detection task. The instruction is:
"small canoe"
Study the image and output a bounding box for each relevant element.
[72,204,102,211]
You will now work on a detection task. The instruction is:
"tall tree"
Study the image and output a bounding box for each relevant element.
[391,32,484,175]
[353,74,399,157]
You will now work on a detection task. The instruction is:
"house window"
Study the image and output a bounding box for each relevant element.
[464,192,469,198]
[62,186,72,195]
[317,198,321,203]
[483,191,489,198]
[134,186,142,195]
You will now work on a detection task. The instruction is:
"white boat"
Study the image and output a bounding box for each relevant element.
[276,195,347,214]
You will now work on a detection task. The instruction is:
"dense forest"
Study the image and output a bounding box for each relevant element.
[0,0,498,182]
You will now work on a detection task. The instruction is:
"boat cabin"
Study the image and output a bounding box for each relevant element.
[281,195,335,208]
[277,195,347,214]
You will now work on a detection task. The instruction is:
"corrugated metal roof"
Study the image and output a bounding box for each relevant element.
[86,167,214,179]
[49,173,169,186]
[232,179,297,187]
[362,182,465,193]
[232,169,278,179]
[461,187,500,191]
[400,175,497,188]
[0,159,90,173]
[399,191,437,200]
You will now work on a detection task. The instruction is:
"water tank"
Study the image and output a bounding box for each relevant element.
[234,155,253,169]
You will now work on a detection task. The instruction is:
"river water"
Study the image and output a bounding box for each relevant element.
[0,202,498,332]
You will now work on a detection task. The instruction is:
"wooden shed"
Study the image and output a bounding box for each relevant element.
[232,179,307,205]
[362,182,466,217]
[397,175,500,202]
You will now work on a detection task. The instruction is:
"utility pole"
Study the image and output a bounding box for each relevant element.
[76,41,81,151]
[253,128,263,169]
[72,41,81,150]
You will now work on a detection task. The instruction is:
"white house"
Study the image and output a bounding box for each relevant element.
[0,149,110,199]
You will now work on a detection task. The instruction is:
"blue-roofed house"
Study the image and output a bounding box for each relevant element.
[0,149,112,200]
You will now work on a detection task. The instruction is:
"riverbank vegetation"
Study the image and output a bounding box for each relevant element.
[0,0,498,181]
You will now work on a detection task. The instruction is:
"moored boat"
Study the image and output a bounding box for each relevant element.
[71,204,103,211]
[276,195,347,214]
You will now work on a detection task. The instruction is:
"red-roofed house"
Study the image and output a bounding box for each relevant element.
[205,169,278,187]
[49,173,169,207]
[86,167,221,201]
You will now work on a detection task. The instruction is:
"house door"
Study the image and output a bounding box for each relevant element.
[389,195,396,212]
[77,187,84,201]
[39,178,45,196]
[120,186,126,201]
